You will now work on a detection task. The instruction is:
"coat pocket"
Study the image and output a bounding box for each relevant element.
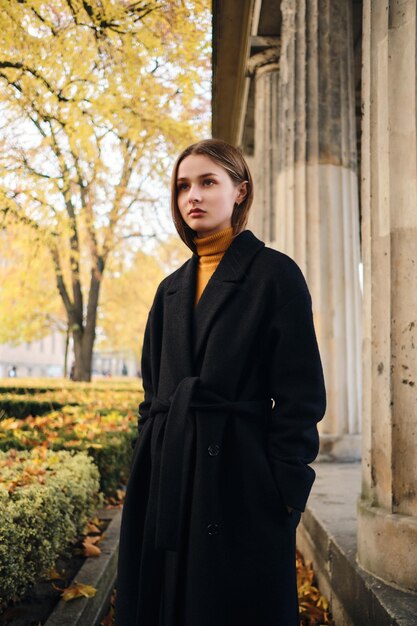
[263,454,292,516]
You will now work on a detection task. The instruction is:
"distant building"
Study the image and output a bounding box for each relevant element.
[0,330,69,378]
[0,333,139,379]
[92,348,139,378]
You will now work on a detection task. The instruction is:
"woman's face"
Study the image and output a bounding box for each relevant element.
[176,154,247,238]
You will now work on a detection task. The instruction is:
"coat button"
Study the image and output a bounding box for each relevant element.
[207,522,219,536]
[208,443,220,456]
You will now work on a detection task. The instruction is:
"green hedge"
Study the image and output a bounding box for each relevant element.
[0,386,57,395]
[0,388,142,419]
[0,407,136,497]
[0,397,66,419]
[0,379,141,397]
[0,448,100,606]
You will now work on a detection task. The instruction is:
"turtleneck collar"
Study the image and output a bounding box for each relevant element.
[194,226,234,259]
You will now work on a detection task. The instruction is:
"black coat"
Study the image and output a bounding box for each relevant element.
[115,229,326,626]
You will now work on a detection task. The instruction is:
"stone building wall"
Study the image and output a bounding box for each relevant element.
[212,0,417,599]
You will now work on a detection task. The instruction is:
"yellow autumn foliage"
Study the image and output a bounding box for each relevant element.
[0,222,65,344]
[98,234,190,356]
[0,0,210,377]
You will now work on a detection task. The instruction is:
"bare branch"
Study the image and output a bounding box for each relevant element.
[49,245,74,317]
[0,62,70,102]
[46,118,84,317]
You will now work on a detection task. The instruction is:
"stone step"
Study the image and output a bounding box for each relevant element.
[45,508,121,626]
[297,463,417,626]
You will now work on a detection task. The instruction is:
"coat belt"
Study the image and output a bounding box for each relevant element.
[149,376,266,552]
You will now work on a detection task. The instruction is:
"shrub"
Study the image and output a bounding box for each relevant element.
[0,407,137,496]
[0,377,141,396]
[0,448,100,606]
[0,386,57,395]
[0,397,66,420]
[0,387,142,419]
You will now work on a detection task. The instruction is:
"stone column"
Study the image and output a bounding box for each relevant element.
[250,61,280,241]
[274,0,362,459]
[357,0,417,591]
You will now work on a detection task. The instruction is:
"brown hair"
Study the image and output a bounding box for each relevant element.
[170,138,254,253]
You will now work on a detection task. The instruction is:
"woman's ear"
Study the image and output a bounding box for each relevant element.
[236,180,249,204]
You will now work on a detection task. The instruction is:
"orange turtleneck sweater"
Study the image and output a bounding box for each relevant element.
[193,226,234,306]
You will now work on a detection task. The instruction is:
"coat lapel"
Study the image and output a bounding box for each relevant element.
[193,230,265,364]
[164,254,197,379]
[164,229,265,375]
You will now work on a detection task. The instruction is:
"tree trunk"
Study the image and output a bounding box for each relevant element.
[63,323,70,378]
[70,266,103,382]
[72,328,95,381]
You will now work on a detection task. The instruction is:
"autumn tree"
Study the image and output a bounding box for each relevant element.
[98,235,190,360]
[0,221,73,373]
[0,0,210,380]
[0,223,65,344]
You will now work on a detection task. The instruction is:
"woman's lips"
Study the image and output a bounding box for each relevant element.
[189,209,205,217]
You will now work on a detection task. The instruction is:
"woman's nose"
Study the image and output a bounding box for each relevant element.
[188,185,201,202]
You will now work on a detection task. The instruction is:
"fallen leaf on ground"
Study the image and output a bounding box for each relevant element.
[297,549,334,625]
[57,581,97,601]
[44,567,64,580]
[116,489,126,501]
[85,521,101,534]
[82,537,101,557]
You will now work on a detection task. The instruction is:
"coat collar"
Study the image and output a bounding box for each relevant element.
[168,228,265,289]
[165,229,265,372]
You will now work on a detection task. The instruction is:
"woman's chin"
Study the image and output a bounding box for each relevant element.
[193,225,215,237]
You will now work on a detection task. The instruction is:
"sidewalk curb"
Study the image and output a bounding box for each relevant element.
[45,508,121,626]
[297,463,417,626]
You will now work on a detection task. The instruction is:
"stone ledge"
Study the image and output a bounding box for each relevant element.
[45,507,121,626]
[357,497,417,591]
[297,463,417,626]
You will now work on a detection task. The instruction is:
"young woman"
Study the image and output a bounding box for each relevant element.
[115,138,326,626]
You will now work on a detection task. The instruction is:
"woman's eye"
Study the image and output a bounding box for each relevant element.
[177,183,188,191]
[203,179,215,186]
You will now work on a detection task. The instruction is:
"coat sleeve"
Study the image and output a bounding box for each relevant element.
[130,307,155,449]
[267,288,326,512]
[137,308,154,437]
